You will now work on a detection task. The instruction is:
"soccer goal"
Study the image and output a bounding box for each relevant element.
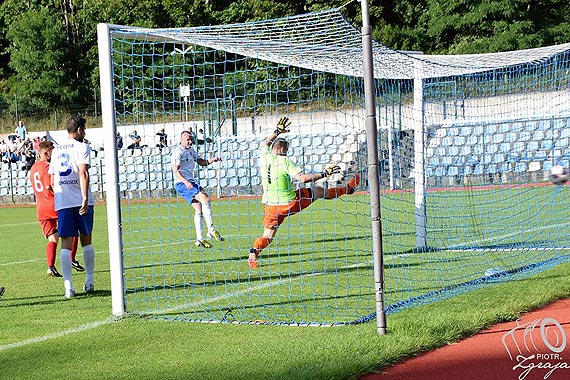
[98,8,570,327]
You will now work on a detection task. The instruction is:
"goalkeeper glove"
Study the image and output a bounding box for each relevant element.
[322,165,341,177]
[274,117,291,135]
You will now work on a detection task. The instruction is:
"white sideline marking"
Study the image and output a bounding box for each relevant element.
[0,258,43,266]
[0,318,116,352]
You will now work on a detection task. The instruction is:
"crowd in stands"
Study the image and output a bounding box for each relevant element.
[1,121,47,171]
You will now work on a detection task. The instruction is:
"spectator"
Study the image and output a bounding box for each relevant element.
[127,130,146,152]
[116,132,123,149]
[0,140,7,162]
[156,128,168,149]
[32,136,41,152]
[15,120,27,140]
[6,138,20,163]
[196,128,205,145]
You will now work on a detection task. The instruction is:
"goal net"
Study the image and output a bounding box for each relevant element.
[98,8,570,325]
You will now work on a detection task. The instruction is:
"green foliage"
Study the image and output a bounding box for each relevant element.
[6,7,77,109]
[1,0,570,116]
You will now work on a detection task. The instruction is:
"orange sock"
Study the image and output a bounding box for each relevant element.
[253,237,271,253]
[327,187,348,198]
[71,236,79,261]
[46,241,57,267]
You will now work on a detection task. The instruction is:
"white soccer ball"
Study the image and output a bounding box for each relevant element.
[549,165,569,185]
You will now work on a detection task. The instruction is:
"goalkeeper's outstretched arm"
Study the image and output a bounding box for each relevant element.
[294,165,341,183]
[265,116,291,146]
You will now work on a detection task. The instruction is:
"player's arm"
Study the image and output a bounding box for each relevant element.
[78,163,90,215]
[294,165,341,183]
[265,117,291,146]
[196,157,221,167]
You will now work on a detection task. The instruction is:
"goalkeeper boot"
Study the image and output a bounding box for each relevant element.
[347,173,361,194]
[195,240,212,249]
[207,229,225,241]
[47,266,63,278]
[71,260,85,272]
[248,248,258,269]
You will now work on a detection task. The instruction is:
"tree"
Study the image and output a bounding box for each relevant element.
[6,7,77,109]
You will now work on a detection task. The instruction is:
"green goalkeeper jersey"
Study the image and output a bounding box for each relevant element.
[259,145,302,205]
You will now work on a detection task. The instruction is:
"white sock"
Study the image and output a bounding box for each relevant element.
[83,244,95,285]
[60,249,74,292]
[194,213,204,240]
[202,202,214,232]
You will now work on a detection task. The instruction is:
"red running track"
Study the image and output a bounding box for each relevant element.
[361,299,570,380]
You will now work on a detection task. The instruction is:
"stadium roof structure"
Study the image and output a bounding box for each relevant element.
[108,8,570,80]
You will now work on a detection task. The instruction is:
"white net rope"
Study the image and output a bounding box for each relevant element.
[108,8,570,79]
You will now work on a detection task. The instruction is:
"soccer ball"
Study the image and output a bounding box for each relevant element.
[549,165,569,185]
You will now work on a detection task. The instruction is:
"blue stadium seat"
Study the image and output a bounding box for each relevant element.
[447,166,459,176]
[473,164,484,175]
[459,126,472,136]
[515,162,527,172]
[512,142,525,152]
[534,151,547,161]
[485,125,497,135]
[537,120,550,131]
[435,167,446,177]
[519,131,531,141]
[492,133,504,144]
[499,142,511,153]
[505,131,518,142]
[492,153,505,164]
[498,123,510,133]
[543,161,553,171]
[466,135,478,145]
[500,163,512,173]
[554,137,568,149]
[527,140,539,151]
[442,136,453,146]
[454,136,465,146]
[506,152,520,163]
[485,144,498,154]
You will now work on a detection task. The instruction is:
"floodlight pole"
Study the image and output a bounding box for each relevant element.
[360,0,387,335]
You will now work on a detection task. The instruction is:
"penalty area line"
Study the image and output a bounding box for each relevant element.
[0,317,116,352]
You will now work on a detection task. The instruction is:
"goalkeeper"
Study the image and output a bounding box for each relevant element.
[248,117,360,269]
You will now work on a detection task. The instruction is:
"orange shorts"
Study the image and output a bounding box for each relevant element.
[263,188,314,229]
[39,218,58,238]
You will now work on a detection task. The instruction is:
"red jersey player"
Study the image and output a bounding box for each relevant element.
[30,140,84,277]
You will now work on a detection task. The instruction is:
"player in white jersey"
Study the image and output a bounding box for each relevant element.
[49,116,96,299]
[172,130,224,248]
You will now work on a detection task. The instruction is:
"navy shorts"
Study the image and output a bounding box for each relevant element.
[58,206,94,238]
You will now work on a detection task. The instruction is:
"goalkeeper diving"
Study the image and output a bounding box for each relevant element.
[248,117,360,269]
